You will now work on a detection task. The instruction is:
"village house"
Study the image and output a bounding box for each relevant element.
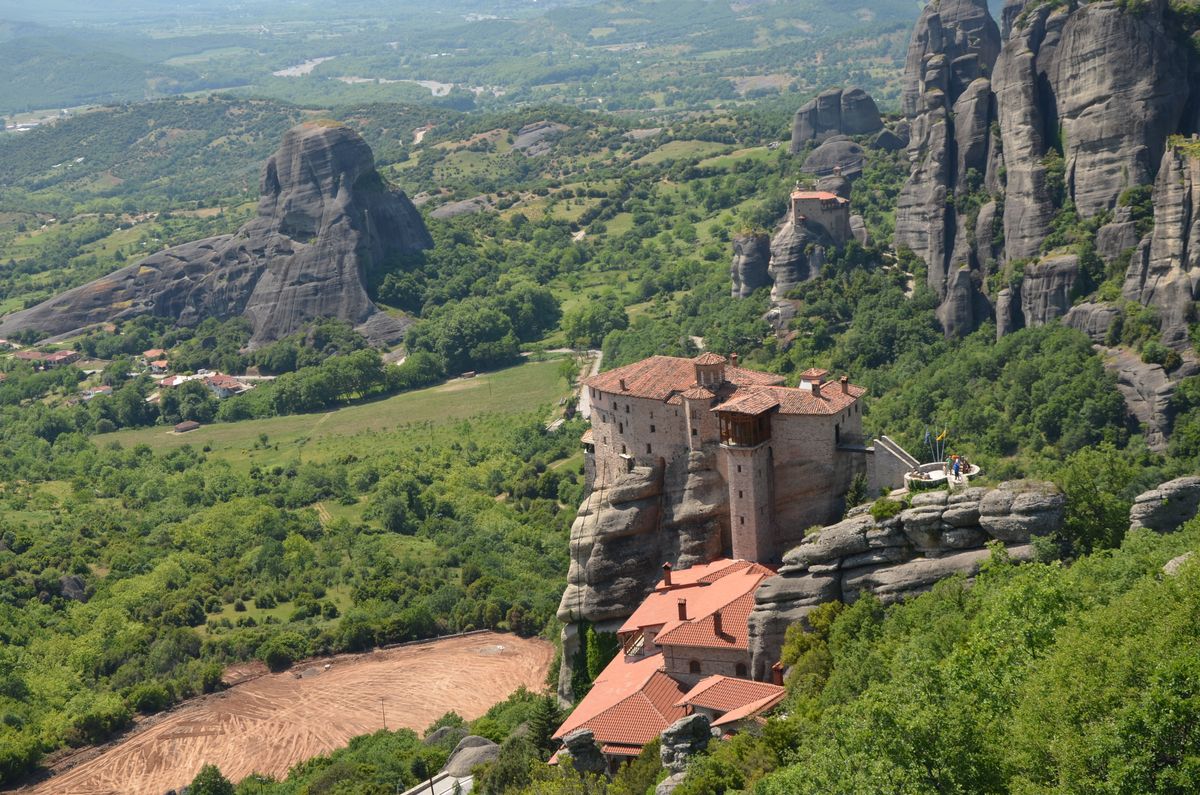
[44,350,80,368]
[149,359,170,374]
[204,373,251,399]
[12,350,45,365]
[553,559,786,765]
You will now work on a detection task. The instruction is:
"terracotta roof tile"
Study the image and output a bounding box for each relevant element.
[710,690,788,727]
[676,675,786,712]
[715,390,780,416]
[585,356,783,402]
[655,591,757,651]
[800,367,829,379]
[791,190,849,204]
[693,352,727,365]
[552,653,688,747]
[713,383,865,417]
[618,560,772,636]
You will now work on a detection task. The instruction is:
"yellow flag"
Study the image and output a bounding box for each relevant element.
[936,428,948,442]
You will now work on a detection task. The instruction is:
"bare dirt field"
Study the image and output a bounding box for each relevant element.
[23,632,553,795]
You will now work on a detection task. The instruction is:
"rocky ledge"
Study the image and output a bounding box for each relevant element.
[747,481,1064,678]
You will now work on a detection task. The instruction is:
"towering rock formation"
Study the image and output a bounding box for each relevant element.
[767,218,826,303]
[1124,141,1200,349]
[730,233,771,298]
[894,0,1001,337]
[790,87,884,152]
[895,0,1200,340]
[0,122,432,346]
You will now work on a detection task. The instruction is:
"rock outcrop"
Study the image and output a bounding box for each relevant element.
[767,219,826,303]
[731,233,771,298]
[801,137,866,177]
[557,455,726,627]
[1019,254,1078,327]
[748,481,1063,678]
[1129,476,1200,533]
[560,728,607,775]
[1097,345,1196,452]
[1123,142,1200,350]
[894,0,1001,333]
[443,736,500,777]
[660,714,711,775]
[790,87,883,151]
[0,122,432,347]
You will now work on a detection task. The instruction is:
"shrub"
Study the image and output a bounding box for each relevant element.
[869,497,904,521]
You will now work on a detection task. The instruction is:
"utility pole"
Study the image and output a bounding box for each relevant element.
[381,696,387,730]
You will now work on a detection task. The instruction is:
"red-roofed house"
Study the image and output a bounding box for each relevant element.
[581,352,908,563]
[44,350,79,368]
[204,373,251,398]
[555,559,789,765]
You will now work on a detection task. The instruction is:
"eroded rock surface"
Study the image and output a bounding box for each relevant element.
[1129,476,1200,532]
[748,481,1063,678]
[790,87,883,150]
[731,233,771,298]
[0,123,432,346]
[660,714,711,775]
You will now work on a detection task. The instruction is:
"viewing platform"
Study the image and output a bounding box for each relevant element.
[904,461,981,491]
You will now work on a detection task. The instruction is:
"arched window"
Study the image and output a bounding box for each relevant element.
[689,660,701,674]
[735,662,748,678]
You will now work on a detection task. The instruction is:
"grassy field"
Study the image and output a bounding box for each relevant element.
[633,139,732,166]
[95,358,570,469]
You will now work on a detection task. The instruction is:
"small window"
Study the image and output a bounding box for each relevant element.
[613,401,617,410]
[621,444,627,454]
[738,490,744,499]
[646,444,652,454]
[737,465,742,473]
[650,425,656,433]
[618,422,624,433]
[625,404,630,414]
[735,662,748,678]
[691,427,698,436]
[739,516,745,525]
[689,660,701,674]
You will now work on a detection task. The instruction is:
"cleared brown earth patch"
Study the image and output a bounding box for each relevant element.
[24,632,553,795]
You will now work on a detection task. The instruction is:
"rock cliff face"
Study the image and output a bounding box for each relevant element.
[1123,143,1200,349]
[790,87,883,151]
[557,454,726,627]
[747,481,1064,678]
[894,0,1200,340]
[894,0,1000,334]
[0,122,432,346]
[767,219,826,303]
[730,233,771,298]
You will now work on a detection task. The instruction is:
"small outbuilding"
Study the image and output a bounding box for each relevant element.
[174,420,201,434]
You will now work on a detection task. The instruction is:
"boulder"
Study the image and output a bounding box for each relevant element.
[731,233,771,298]
[790,87,883,151]
[424,725,468,747]
[802,138,866,177]
[660,714,711,774]
[0,122,432,347]
[1129,476,1200,533]
[1164,552,1195,576]
[870,128,906,152]
[767,218,825,302]
[560,728,606,775]
[444,735,500,777]
[850,215,870,247]
[656,773,688,795]
[59,574,87,602]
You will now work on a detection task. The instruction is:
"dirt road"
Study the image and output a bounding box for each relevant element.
[25,632,552,795]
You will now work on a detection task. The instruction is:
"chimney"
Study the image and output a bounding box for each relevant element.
[662,562,672,587]
[730,353,739,367]
[677,598,687,621]
[812,380,822,399]
[771,662,784,686]
[840,375,849,395]
[619,378,627,391]
[713,609,722,638]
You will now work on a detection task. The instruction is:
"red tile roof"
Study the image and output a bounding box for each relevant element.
[655,590,758,651]
[715,383,865,417]
[552,653,688,747]
[585,355,783,403]
[676,675,786,713]
[205,374,246,389]
[581,428,594,445]
[13,351,44,360]
[693,352,727,365]
[715,390,780,416]
[710,690,788,728]
[618,560,772,636]
[800,367,829,379]
[585,355,862,417]
[143,349,166,359]
[791,190,849,204]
